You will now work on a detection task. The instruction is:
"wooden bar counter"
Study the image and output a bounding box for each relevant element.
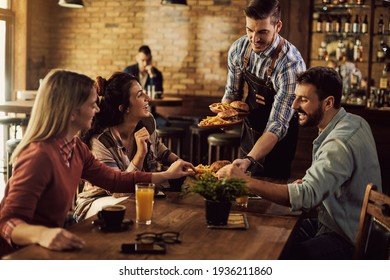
[2,192,301,260]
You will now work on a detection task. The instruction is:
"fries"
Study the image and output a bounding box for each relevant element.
[198,115,230,126]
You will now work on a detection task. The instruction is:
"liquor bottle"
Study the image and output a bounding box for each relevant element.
[344,14,351,33]
[325,15,332,33]
[352,14,360,33]
[318,41,328,60]
[336,40,345,61]
[355,0,364,4]
[380,65,388,90]
[361,14,368,34]
[353,39,363,62]
[333,16,341,33]
[378,14,384,35]
[316,15,323,33]
[377,40,386,62]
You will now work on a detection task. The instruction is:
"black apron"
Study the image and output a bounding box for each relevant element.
[240,38,298,180]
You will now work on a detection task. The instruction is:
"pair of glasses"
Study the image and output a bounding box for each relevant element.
[135,231,181,244]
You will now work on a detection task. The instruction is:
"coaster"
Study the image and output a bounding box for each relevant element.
[207,213,249,230]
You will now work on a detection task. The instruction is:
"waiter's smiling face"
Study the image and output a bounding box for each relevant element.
[246,16,282,54]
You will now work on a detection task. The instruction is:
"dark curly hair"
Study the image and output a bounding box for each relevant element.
[81,72,139,148]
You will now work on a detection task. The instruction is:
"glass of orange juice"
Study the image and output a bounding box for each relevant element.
[235,171,251,208]
[135,183,155,225]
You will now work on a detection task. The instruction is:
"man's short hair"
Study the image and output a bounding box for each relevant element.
[138,45,152,56]
[297,66,343,109]
[244,0,281,25]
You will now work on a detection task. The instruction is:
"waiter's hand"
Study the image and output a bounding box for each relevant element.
[145,64,155,77]
[232,158,251,172]
[255,94,265,105]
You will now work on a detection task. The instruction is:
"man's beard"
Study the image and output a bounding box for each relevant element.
[297,105,323,128]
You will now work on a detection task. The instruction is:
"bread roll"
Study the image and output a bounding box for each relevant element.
[230,101,249,113]
[209,160,231,172]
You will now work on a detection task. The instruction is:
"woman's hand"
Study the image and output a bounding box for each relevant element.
[11,223,85,251]
[132,127,151,167]
[151,159,195,184]
[38,227,86,251]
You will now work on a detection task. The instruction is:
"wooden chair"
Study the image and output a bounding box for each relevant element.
[354,183,390,259]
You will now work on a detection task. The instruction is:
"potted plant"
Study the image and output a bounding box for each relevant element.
[184,170,249,226]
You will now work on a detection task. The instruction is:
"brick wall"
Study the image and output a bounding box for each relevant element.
[26,0,248,96]
[24,0,310,97]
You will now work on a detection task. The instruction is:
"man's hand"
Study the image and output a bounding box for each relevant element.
[256,94,265,105]
[232,158,251,172]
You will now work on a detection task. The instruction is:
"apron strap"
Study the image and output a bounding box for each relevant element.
[243,37,285,80]
[267,37,284,79]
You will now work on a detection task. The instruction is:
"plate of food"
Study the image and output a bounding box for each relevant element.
[198,107,245,128]
[209,101,250,117]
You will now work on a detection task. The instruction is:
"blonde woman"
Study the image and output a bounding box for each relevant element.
[0,69,194,256]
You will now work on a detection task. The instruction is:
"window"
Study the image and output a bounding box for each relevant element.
[0,4,13,102]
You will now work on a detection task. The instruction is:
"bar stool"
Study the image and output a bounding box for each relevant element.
[190,126,220,165]
[156,127,186,158]
[207,132,241,165]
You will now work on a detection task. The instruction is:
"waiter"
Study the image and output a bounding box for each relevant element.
[222,0,306,179]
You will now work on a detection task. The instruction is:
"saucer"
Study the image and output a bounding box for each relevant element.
[92,218,133,232]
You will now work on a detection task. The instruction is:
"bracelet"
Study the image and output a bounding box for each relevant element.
[243,155,256,168]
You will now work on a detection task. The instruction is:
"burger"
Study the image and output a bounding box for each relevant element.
[209,160,231,173]
[230,101,249,114]
[217,108,239,121]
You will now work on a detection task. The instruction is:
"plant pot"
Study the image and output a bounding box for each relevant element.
[204,199,231,226]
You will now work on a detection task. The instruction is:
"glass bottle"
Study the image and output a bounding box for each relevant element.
[336,40,345,61]
[353,39,363,62]
[379,65,388,90]
[316,14,323,33]
[344,14,351,33]
[361,14,368,34]
[325,15,332,33]
[334,16,342,33]
[377,40,386,62]
[352,14,360,33]
[378,14,384,35]
[355,0,364,4]
[318,41,328,60]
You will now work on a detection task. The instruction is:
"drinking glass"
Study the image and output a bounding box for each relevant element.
[135,183,155,225]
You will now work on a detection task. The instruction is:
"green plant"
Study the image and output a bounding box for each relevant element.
[184,170,249,203]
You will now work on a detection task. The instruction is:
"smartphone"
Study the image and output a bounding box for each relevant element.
[121,243,166,254]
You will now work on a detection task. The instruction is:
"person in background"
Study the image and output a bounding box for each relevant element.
[0,69,194,256]
[218,66,382,259]
[74,72,181,221]
[222,0,306,179]
[123,45,163,93]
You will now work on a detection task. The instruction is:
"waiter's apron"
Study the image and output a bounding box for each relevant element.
[240,39,298,179]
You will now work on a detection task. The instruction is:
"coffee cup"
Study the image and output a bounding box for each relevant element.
[97,204,126,230]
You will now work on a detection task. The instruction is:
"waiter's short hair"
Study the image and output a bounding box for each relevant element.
[244,0,281,25]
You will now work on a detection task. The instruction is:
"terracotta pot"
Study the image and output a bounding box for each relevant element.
[204,200,231,225]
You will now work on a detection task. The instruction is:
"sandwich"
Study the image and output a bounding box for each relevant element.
[209,160,231,173]
[217,108,239,121]
[230,101,249,114]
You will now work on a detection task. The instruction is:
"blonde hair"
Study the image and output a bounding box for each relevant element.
[11,69,95,163]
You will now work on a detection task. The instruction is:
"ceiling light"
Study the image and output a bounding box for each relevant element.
[161,0,188,5]
[58,0,84,8]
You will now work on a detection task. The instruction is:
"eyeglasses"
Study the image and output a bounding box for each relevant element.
[135,231,181,244]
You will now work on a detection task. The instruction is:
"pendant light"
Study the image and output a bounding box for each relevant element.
[58,0,84,8]
[161,0,188,5]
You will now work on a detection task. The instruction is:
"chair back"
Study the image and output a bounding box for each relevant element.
[354,183,390,259]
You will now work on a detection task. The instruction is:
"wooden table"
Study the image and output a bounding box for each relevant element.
[2,192,301,260]
[0,100,35,114]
